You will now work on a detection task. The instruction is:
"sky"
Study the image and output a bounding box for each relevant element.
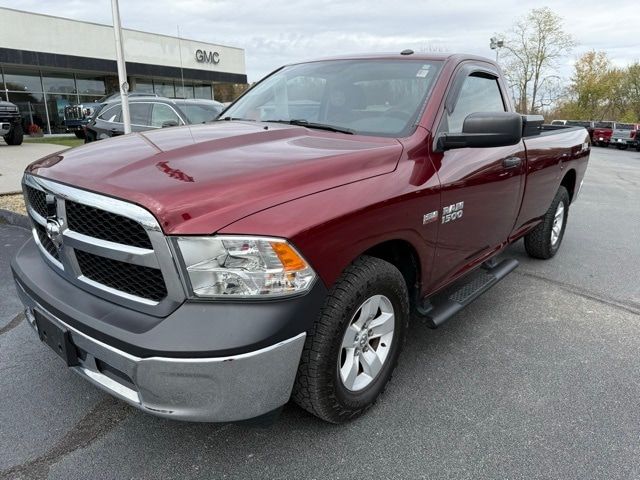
[1,0,639,83]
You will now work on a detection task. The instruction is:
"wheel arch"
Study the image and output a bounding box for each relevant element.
[361,238,422,307]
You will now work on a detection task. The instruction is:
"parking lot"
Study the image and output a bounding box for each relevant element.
[0,146,639,479]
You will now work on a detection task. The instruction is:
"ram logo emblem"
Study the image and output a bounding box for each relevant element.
[442,201,464,224]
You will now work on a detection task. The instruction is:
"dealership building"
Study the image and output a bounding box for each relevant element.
[0,7,247,134]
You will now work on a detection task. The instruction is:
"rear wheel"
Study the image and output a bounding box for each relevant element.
[3,123,23,145]
[292,256,409,423]
[74,130,86,139]
[524,186,570,259]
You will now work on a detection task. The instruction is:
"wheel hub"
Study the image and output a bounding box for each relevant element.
[338,294,396,392]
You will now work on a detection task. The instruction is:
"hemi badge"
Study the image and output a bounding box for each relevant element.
[423,211,438,224]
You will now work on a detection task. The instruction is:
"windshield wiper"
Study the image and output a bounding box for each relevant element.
[265,119,354,135]
[218,116,255,122]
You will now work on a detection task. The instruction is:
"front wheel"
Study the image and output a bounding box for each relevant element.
[3,124,23,145]
[292,256,409,423]
[524,186,570,259]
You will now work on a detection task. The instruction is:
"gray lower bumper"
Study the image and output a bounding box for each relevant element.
[16,281,306,422]
[0,122,11,135]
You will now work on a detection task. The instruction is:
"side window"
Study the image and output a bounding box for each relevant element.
[447,74,505,133]
[98,105,122,123]
[129,103,152,126]
[150,103,182,127]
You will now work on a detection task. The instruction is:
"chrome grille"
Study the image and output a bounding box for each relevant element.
[25,185,47,218]
[75,250,167,301]
[34,223,60,260]
[66,201,152,249]
[23,175,185,316]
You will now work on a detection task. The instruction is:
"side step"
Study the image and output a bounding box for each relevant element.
[416,258,519,329]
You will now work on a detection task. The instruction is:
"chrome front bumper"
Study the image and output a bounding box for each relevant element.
[16,282,306,422]
[0,122,11,135]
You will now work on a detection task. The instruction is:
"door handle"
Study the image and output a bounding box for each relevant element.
[502,156,522,169]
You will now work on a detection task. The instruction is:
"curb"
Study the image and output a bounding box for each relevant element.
[0,209,30,229]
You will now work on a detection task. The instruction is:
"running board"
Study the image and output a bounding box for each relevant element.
[416,258,519,329]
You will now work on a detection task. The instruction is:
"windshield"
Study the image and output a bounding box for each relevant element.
[179,103,223,124]
[222,59,442,137]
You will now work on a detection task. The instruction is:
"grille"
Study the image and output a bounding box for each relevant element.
[76,250,167,301]
[66,201,152,249]
[26,185,48,218]
[34,223,60,260]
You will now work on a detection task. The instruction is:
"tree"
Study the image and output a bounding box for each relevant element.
[499,7,575,114]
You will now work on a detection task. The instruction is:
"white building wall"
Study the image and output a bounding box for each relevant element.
[0,7,245,76]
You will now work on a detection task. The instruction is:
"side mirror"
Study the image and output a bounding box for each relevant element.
[436,112,522,151]
[161,120,179,128]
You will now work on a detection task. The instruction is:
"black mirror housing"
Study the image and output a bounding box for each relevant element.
[161,120,180,128]
[437,112,523,151]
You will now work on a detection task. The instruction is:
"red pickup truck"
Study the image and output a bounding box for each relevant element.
[12,53,589,424]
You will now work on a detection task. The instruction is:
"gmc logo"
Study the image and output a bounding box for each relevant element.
[195,49,220,64]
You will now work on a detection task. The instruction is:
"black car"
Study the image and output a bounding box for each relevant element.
[0,100,24,145]
[84,97,224,142]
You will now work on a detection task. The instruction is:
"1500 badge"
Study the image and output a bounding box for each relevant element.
[442,201,464,223]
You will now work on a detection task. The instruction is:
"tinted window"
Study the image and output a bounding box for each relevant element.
[151,103,181,127]
[447,74,505,133]
[222,59,442,137]
[129,103,152,125]
[98,105,121,123]
[594,121,613,129]
[616,123,633,130]
[179,104,222,123]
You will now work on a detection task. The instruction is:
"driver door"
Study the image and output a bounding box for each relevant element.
[429,65,526,290]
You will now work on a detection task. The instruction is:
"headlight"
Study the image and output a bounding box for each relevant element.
[175,236,316,298]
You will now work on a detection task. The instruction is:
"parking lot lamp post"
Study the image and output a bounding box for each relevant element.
[111,0,131,134]
[490,37,504,62]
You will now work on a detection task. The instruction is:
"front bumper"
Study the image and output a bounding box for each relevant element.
[12,238,326,422]
[0,122,10,135]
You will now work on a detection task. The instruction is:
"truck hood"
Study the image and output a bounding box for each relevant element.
[28,122,403,234]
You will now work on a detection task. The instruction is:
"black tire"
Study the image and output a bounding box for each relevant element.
[616,144,623,150]
[3,124,23,145]
[74,130,86,139]
[524,186,570,259]
[292,256,409,423]
[620,144,628,150]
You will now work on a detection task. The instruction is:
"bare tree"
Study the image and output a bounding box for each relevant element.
[499,7,575,114]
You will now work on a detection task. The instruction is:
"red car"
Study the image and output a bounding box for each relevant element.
[12,53,590,424]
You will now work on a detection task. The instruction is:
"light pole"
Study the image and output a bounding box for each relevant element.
[111,0,131,134]
[489,37,504,63]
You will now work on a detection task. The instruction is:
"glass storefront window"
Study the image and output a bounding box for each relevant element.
[154,80,175,98]
[3,69,42,92]
[175,83,195,99]
[194,84,213,100]
[76,75,106,95]
[46,93,79,133]
[133,78,154,94]
[5,92,48,131]
[43,73,76,93]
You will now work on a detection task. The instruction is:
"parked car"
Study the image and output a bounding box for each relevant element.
[565,120,594,142]
[610,122,640,150]
[593,121,615,146]
[13,52,590,424]
[65,93,160,139]
[0,100,23,145]
[550,119,567,125]
[84,97,224,142]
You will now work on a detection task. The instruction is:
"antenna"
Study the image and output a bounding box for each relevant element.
[177,25,186,97]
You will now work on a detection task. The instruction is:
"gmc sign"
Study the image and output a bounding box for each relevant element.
[195,49,220,64]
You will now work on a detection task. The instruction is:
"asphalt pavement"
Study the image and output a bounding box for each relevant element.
[0,147,639,479]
